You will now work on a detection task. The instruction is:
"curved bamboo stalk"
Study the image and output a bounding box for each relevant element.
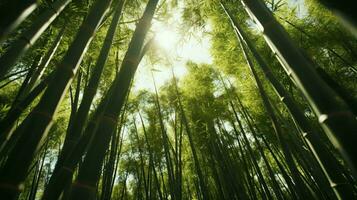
[221,3,357,199]
[227,9,315,197]
[239,0,357,174]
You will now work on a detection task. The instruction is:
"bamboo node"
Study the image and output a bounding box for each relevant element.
[265,69,272,75]
[318,114,328,123]
[330,182,348,188]
[319,111,355,123]
[20,35,33,46]
[82,23,95,34]
[32,110,53,120]
[126,57,138,66]
[0,182,24,191]
[14,104,24,111]
[73,181,96,191]
[86,86,98,94]
[67,138,79,144]
[48,4,59,15]
[302,132,308,138]
[60,63,76,78]
[62,166,74,173]
[262,19,275,32]
[102,114,118,126]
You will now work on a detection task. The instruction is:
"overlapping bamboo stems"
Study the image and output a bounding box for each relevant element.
[233,129,258,199]
[68,0,159,198]
[171,109,183,200]
[151,70,177,200]
[238,0,357,174]
[68,71,82,127]
[53,0,125,183]
[0,0,113,198]
[41,90,114,199]
[215,120,257,199]
[0,69,29,82]
[315,0,357,37]
[11,55,42,105]
[0,73,52,155]
[109,126,124,199]
[280,17,357,74]
[227,10,315,198]
[100,116,125,200]
[207,125,249,199]
[247,42,316,199]
[24,25,66,96]
[132,118,149,199]
[27,145,47,200]
[0,55,41,143]
[138,111,164,200]
[171,70,210,200]
[228,105,273,200]
[217,76,262,197]
[0,0,37,42]
[0,0,71,79]
[221,3,357,199]
[218,73,286,200]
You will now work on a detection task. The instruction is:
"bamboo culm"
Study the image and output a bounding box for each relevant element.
[0,0,112,198]
[239,0,357,174]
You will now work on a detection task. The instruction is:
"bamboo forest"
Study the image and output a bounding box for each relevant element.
[1,0,357,199]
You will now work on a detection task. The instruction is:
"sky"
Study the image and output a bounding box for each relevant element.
[132,0,307,92]
[132,5,213,92]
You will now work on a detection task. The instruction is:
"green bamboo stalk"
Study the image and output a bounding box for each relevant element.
[57,1,125,173]
[239,0,357,174]
[221,3,357,199]
[0,0,112,198]
[68,1,159,198]
[0,0,71,79]
[132,119,149,200]
[151,70,176,199]
[11,55,42,106]
[138,112,164,200]
[0,0,37,42]
[24,25,66,95]
[230,104,273,200]
[316,0,357,37]
[0,74,51,151]
[221,5,315,195]
[171,70,210,200]
[41,86,113,200]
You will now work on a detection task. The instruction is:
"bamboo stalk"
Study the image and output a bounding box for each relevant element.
[0,0,71,79]
[0,0,112,198]
[239,0,357,174]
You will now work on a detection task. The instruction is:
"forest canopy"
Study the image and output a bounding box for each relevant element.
[0,0,356,199]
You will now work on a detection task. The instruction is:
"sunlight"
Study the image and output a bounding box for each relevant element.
[154,26,180,52]
[133,8,213,92]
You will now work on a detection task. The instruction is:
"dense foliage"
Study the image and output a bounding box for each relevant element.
[0,0,356,199]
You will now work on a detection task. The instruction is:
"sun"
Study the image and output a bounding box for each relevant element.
[153,24,180,52]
